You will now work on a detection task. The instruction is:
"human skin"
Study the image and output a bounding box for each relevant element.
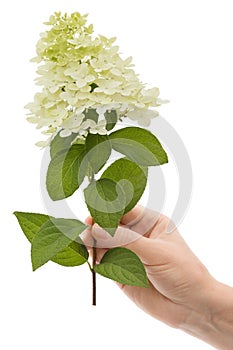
[84,206,233,350]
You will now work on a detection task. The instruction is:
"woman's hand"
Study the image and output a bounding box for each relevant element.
[85,206,233,350]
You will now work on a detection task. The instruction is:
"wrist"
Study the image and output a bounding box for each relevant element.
[180,278,233,349]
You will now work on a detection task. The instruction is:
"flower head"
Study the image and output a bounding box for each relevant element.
[26,12,165,145]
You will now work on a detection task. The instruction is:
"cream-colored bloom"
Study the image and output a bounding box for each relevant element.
[26,12,165,145]
[127,108,159,127]
[89,120,108,135]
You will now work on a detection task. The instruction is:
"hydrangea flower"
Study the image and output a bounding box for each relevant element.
[26,12,165,146]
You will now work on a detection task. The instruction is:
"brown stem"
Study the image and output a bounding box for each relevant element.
[92,239,97,306]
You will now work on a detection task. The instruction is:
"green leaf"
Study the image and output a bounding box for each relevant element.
[14,212,89,268]
[51,241,88,267]
[109,127,168,166]
[46,144,86,201]
[14,212,49,242]
[84,178,125,236]
[101,158,148,214]
[85,134,111,174]
[50,131,78,159]
[105,110,118,131]
[94,247,149,287]
[31,218,88,271]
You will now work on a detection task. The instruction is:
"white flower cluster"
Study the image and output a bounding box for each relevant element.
[26,12,165,146]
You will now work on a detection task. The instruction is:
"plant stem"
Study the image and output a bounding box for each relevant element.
[92,239,97,306]
[87,168,96,305]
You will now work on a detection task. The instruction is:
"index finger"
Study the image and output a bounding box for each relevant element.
[120,206,161,237]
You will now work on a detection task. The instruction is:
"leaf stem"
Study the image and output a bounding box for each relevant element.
[87,261,92,272]
[92,238,97,306]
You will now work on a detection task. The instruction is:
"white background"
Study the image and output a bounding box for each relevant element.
[1,1,233,349]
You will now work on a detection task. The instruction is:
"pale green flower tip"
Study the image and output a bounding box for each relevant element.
[24,103,31,110]
[158,98,170,105]
[35,140,48,148]
[27,116,38,124]
[30,56,41,63]
[26,11,167,144]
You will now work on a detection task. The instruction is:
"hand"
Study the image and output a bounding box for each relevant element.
[85,206,233,349]
[86,206,214,327]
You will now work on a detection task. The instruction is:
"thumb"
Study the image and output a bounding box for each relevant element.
[91,224,157,265]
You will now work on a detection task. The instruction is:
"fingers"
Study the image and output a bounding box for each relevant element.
[84,216,94,226]
[81,226,107,263]
[120,206,161,237]
[120,206,145,226]
[91,223,157,265]
[84,205,174,242]
[80,226,93,249]
[122,206,178,237]
[84,206,176,266]
[91,223,144,248]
